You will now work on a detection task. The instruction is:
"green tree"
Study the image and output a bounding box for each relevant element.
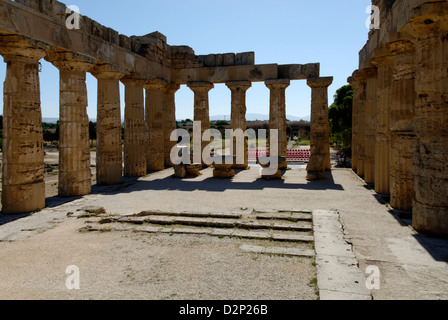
[89,121,97,144]
[329,84,353,149]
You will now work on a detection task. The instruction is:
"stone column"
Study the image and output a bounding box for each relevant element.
[347,75,358,173]
[363,67,378,185]
[403,3,448,235]
[226,80,251,169]
[0,36,48,213]
[188,81,214,166]
[92,65,127,185]
[371,48,393,195]
[121,78,147,177]
[386,34,416,211]
[145,79,167,171]
[46,51,95,197]
[163,83,180,168]
[265,79,290,169]
[306,77,333,180]
[352,69,368,178]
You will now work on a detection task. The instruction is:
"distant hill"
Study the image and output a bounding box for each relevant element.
[43,117,98,124]
[209,114,310,122]
[42,117,59,124]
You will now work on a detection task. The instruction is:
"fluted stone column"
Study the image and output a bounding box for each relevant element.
[387,34,416,211]
[226,80,251,169]
[266,79,290,169]
[363,67,378,185]
[306,77,333,180]
[347,75,358,172]
[164,83,180,168]
[46,52,95,197]
[353,69,368,178]
[0,36,48,213]
[145,79,167,171]
[122,78,146,177]
[188,81,214,166]
[371,48,393,195]
[92,65,127,185]
[403,2,448,235]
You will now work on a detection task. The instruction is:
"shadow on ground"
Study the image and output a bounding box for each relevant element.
[95,169,344,196]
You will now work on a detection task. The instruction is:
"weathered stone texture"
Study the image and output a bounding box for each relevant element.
[388,35,416,211]
[364,68,378,185]
[371,49,393,195]
[0,1,334,218]
[93,66,125,185]
[0,41,46,213]
[352,0,448,235]
[227,81,251,169]
[145,79,167,171]
[266,79,290,169]
[306,77,333,179]
[188,81,214,166]
[122,79,146,177]
[163,83,180,168]
[46,51,95,198]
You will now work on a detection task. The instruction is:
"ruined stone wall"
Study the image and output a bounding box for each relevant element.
[351,0,448,235]
[0,0,332,214]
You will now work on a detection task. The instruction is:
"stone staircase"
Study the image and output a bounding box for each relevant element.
[80,209,316,258]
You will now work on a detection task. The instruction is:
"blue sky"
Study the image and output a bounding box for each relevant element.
[0,0,371,120]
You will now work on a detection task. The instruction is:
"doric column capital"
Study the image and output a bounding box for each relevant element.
[46,51,97,72]
[187,81,214,92]
[91,63,129,80]
[226,80,252,92]
[145,78,168,90]
[347,75,357,86]
[121,72,153,87]
[307,76,333,89]
[165,82,181,94]
[354,67,377,82]
[265,78,290,90]
[386,32,416,55]
[0,35,51,62]
[371,47,394,67]
[402,1,448,38]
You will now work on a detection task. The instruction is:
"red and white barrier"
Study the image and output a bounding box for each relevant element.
[247,149,310,161]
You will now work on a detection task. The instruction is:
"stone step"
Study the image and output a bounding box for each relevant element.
[81,224,314,243]
[109,215,313,232]
[134,210,242,219]
[254,212,313,222]
[239,244,315,257]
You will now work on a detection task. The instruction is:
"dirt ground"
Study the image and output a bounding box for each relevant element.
[0,146,322,300]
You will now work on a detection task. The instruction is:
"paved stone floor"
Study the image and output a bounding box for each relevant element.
[0,164,447,300]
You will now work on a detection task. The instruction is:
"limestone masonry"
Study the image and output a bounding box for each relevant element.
[0,0,447,237]
[350,0,448,235]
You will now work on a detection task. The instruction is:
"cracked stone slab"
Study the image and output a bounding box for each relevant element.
[313,209,372,300]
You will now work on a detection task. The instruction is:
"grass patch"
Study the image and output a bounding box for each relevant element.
[293,139,311,146]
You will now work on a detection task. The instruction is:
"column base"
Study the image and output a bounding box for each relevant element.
[306,154,326,181]
[97,166,123,186]
[260,168,282,180]
[412,201,448,236]
[2,182,45,214]
[59,170,92,197]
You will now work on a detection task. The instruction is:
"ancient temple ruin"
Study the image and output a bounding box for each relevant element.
[0,0,332,214]
[2,0,446,237]
[350,0,448,235]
